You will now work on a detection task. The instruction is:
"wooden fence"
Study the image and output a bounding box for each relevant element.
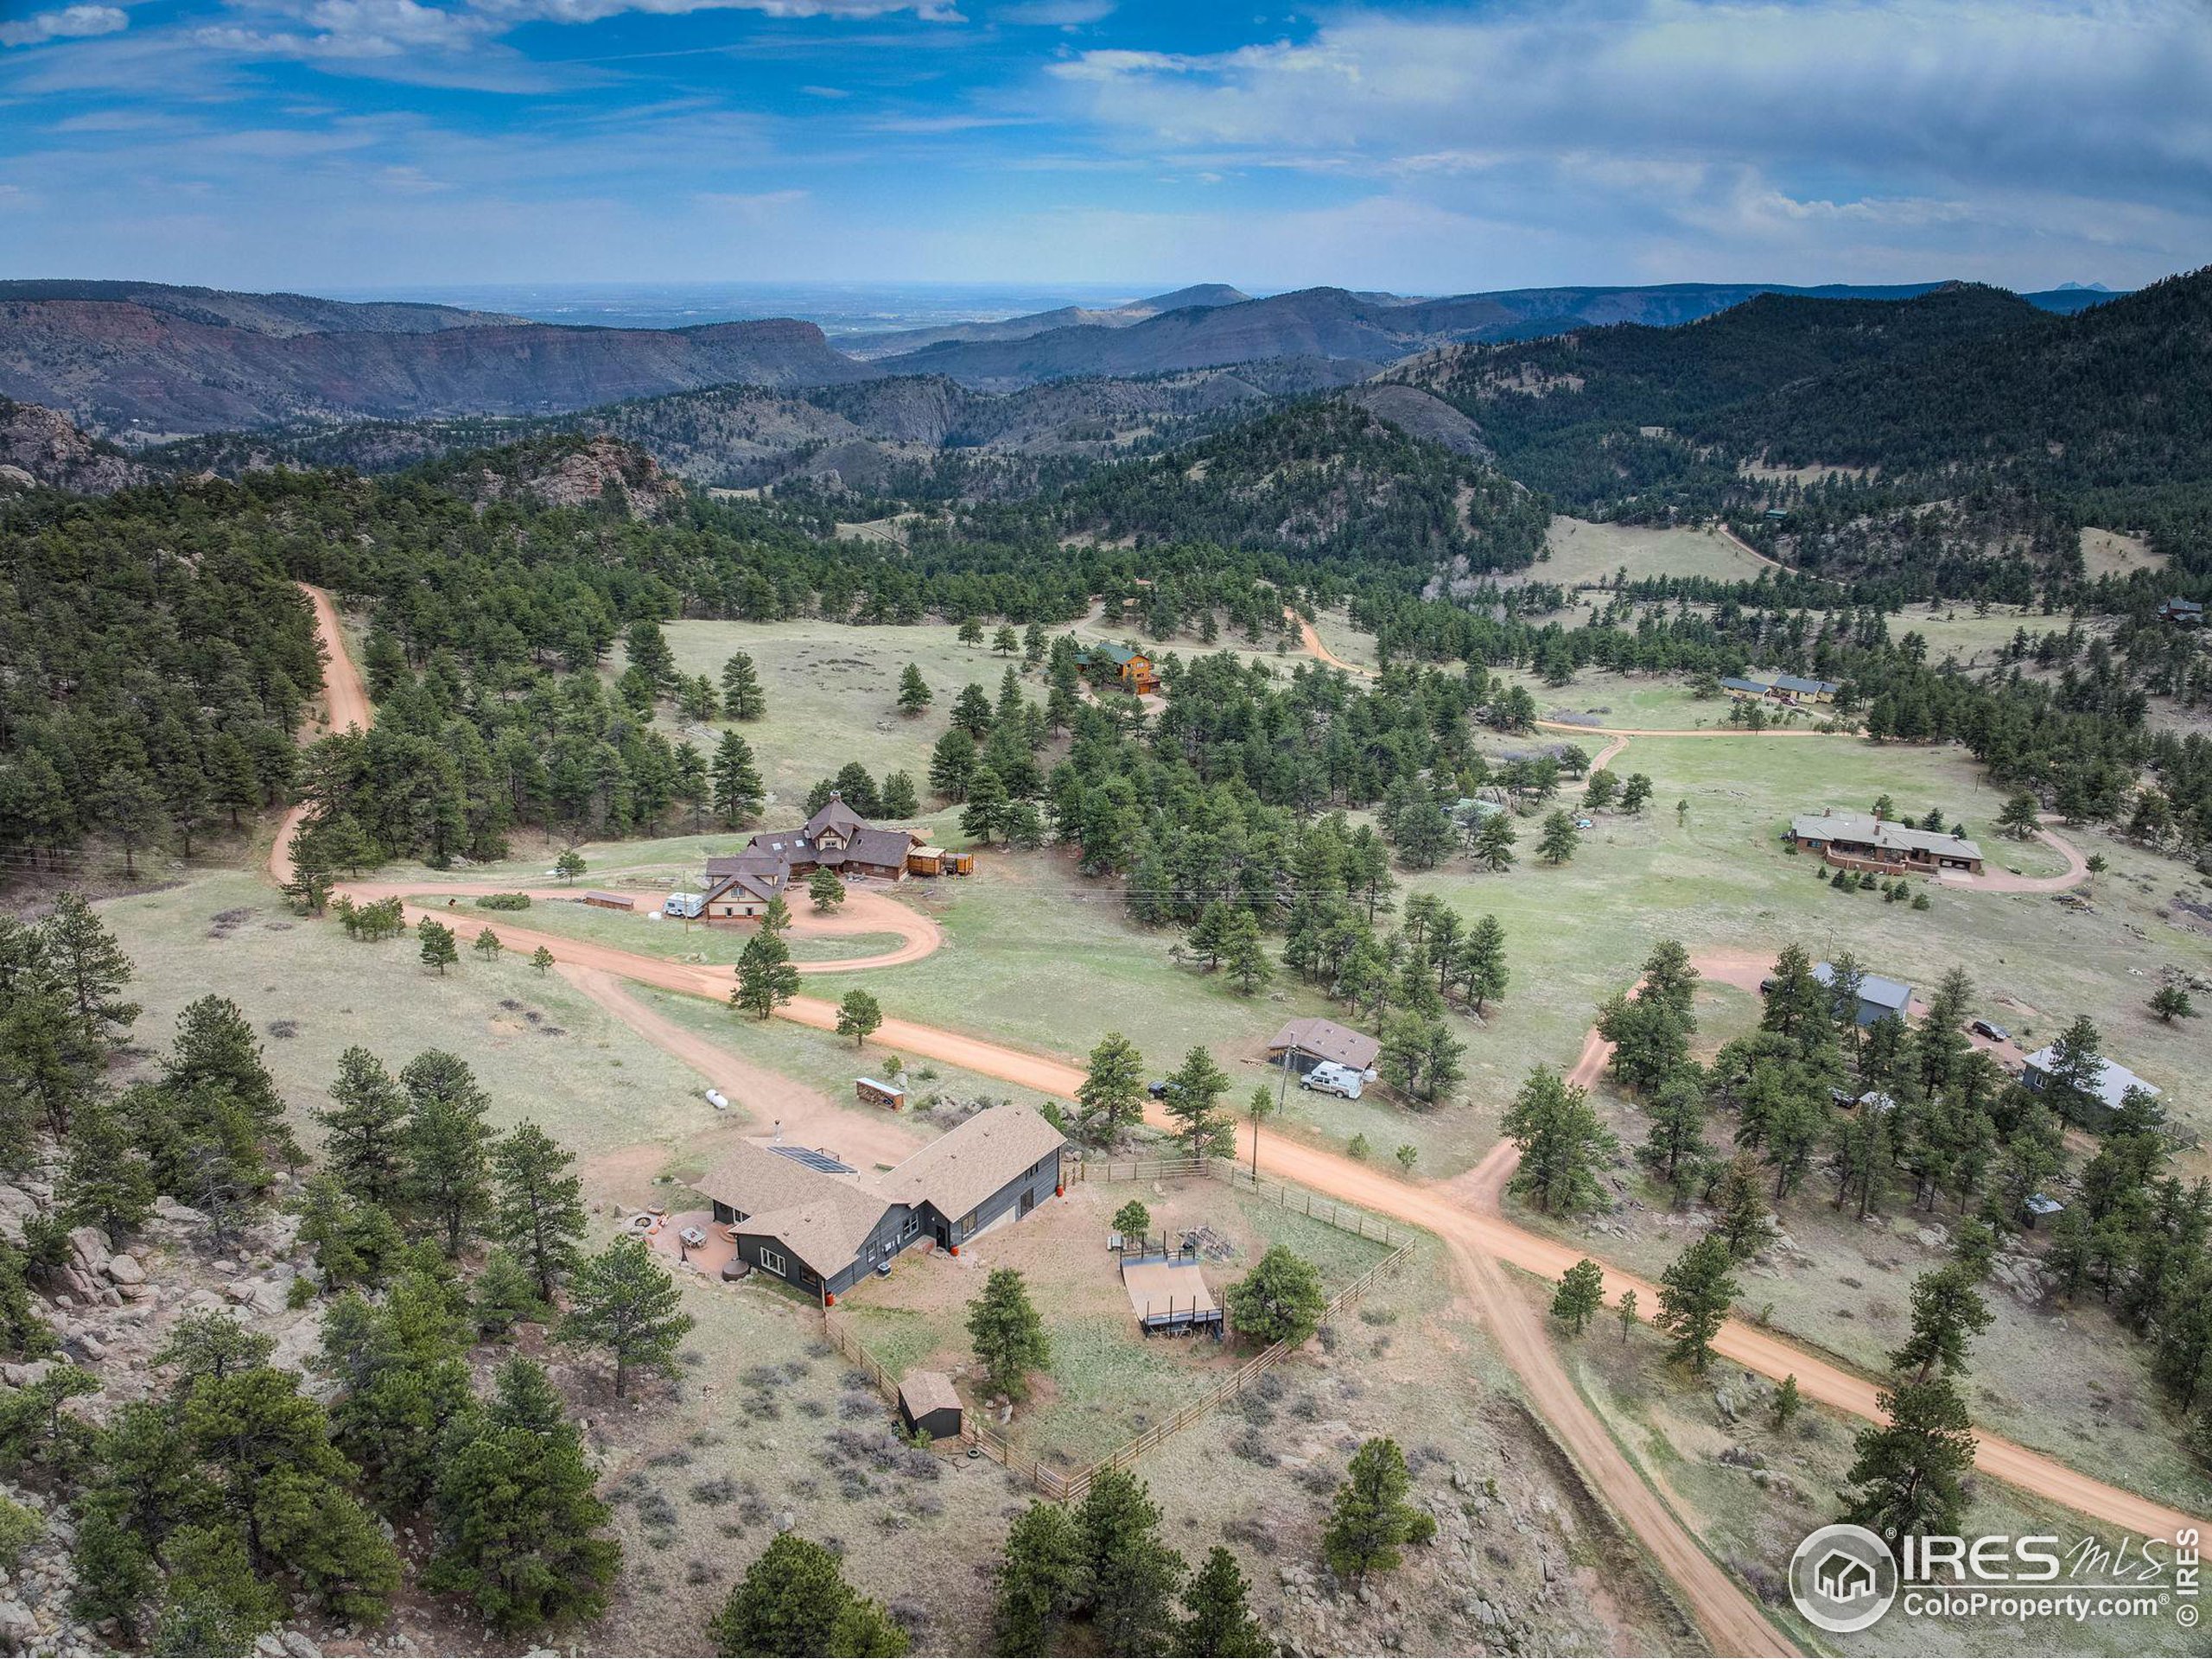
[821,1157,1413,1503]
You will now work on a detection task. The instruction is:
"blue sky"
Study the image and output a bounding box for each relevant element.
[1,0,2207,296]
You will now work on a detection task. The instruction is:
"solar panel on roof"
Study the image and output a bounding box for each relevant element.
[772,1145,855,1176]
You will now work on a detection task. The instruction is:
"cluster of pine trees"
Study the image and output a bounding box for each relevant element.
[0,490,321,872]
[1516,933,2212,1477]
[0,901,636,1645]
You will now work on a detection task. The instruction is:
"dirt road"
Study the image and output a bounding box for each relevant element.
[270,584,371,889]
[1291,613,1370,677]
[1951,817,2089,894]
[342,879,944,976]
[1714,523,1790,574]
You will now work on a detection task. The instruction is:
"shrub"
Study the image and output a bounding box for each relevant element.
[0,1497,39,1573]
[475,892,533,911]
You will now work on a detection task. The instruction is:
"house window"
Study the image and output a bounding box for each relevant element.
[759,1247,786,1277]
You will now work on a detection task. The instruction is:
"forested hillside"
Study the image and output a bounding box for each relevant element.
[1699,267,2212,552]
[1002,398,1550,574]
[0,483,323,865]
[1402,283,2050,515]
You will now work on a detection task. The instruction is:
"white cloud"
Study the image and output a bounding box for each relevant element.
[0,5,128,48]
[1033,0,2212,286]
[1000,0,1112,25]
[696,187,807,210]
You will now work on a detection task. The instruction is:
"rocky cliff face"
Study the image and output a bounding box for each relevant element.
[0,398,155,493]
[471,435,686,518]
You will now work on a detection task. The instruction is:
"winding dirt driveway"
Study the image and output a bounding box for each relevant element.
[1951,817,2090,894]
[340,878,944,976]
[270,584,371,890]
[283,587,2201,1654]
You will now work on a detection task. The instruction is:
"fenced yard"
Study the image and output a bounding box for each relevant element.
[826,1157,1414,1502]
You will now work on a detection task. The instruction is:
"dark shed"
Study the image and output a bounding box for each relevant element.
[897,1370,963,1441]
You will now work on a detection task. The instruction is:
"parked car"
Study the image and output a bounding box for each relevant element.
[1300,1061,1365,1101]
[1968,1019,2010,1043]
[1146,1080,1171,1100]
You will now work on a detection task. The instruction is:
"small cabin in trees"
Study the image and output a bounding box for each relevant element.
[1266,1017,1382,1079]
[1073,642,1159,696]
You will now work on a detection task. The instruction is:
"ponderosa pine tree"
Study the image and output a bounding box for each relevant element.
[721,652,767,721]
[1656,1235,1739,1372]
[1840,1376,1978,1540]
[1550,1259,1606,1336]
[559,1236,693,1399]
[490,1122,587,1301]
[427,1357,620,1632]
[320,1046,409,1210]
[1163,1046,1233,1158]
[1224,1247,1325,1347]
[1077,1033,1146,1147]
[835,989,882,1047]
[1503,1068,1618,1214]
[968,1268,1049,1400]
[400,1049,493,1256]
[1320,1437,1434,1591]
[988,1500,1085,1657]
[709,1533,907,1657]
[1077,1469,1184,1658]
[713,731,765,827]
[734,931,799,1020]
[1179,1547,1270,1657]
[896,664,931,716]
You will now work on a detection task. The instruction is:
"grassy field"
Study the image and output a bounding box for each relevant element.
[621,617,1034,813]
[836,1173,1396,1466]
[2081,526,2164,580]
[1510,669,1830,734]
[1529,516,1777,588]
[96,871,719,1165]
[1406,725,2209,1154]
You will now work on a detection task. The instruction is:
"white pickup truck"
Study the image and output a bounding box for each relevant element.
[1300,1061,1366,1101]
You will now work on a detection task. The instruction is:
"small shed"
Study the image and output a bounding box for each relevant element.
[907,845,947,877]
[581,891,634,912]
[897,1370,963,1440]
[944,850,975,876]
[855,1077,907,1111]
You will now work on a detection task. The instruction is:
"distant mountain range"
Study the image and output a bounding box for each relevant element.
[835,283,1251,358]
[0,274,2128,438]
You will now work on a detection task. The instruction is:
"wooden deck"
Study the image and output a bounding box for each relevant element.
[1120,1255,1219,1331]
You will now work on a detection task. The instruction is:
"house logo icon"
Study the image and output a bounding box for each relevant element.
[1789,1523,1897,1633]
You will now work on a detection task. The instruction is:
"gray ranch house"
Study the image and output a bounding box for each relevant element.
[695,1102,1066,1304]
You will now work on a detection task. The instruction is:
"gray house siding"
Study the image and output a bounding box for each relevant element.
[717,1144,1065,1300]
[825,1205,923,1298]
[931,1149,1064,1249]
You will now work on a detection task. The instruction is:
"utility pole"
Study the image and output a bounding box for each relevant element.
[1256,1046,1293,1179]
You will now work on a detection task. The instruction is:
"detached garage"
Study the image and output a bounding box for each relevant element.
[897,1370,963,1441]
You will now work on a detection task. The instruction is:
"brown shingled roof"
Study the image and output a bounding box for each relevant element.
[882,1100,1065,1221]
[1267,1017,1381,1072]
